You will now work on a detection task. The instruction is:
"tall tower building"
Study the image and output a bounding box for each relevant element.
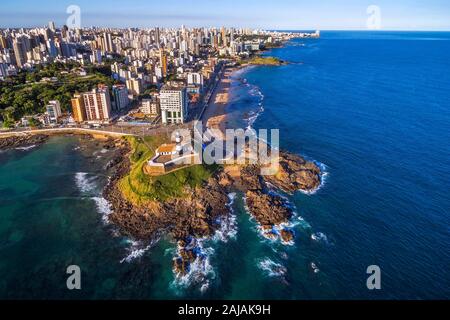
[160,48,168,77]
[155,27,161,47]
[13,39,27,68]
[125,78,142,96]
[0,35,7,49]
[112,84,130,110]
[102,32,114,53]
[82,85,112,122]
[221,27,227,47]
[48,21,56,32]
[160,85,188,124]
[71,94,87,123]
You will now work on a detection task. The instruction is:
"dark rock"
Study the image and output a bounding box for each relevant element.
[262,152,321,193]
[280,229,295,244]
[0,134,48,149]
[245,190,293,226]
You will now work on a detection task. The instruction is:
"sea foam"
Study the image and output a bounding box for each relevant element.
[171,238,216,293]
[75,172,97,194]
[120,239,155,264]
[257,258,287,278]
[15,144,37,151]
[212,193,238,243]
[91,197,112,224]
[172,193,239,292]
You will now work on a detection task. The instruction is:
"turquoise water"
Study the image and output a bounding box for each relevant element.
[1,31,450,299]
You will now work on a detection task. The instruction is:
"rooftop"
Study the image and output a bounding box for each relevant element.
[156,143,177,154]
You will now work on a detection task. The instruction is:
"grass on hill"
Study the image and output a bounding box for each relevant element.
[247,56,284,66]
[118,135,219,205]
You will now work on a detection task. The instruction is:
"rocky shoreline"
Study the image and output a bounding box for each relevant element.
[1,132,322,277]
[103,139,322,276]
[0,134,48,149]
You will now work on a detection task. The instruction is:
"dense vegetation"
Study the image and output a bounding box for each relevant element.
[0,62,116,125]
[118,135,218,205]
[246,56,284,66]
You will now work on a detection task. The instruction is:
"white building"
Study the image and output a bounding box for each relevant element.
[140,98,160,116]
[82,85,112,122]
[187,72,204,87]
[126,78,142,96]
[160,86,188,124]
[90,49,102,64]
[45,100,62,124]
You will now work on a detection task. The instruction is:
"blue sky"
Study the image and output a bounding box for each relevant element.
[1,0,450,30]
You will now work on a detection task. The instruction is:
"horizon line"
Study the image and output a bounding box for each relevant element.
[1,26,450,32]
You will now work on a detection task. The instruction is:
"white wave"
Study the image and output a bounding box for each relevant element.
[91,197,112,224]
[258,258,287,278]
[171,238,216,293]
[200,280,210,294]
[258,225,280,243]
[311,262,320,273]
[227,192,237,205]
[297,216,312,229]
[120,239,156,264]
[213,193,238,243]
[15,144,36,151]
[311,232,329,245]
[75,172,97,193]
[244,83,265,130]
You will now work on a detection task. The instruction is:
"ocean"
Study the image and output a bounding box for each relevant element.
[1,31,449,299]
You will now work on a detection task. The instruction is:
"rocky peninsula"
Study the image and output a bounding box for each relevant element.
[103,137,322,276]
[0,131,322,277]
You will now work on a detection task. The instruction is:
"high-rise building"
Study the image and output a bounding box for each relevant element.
[126,78,142,96]
[82,85,112,122]
[160,85,188,124]
[140,98,160,115]
[102,32,114,53]
[0,35,7,49]
[13,39,27,68]
[155,27,161,47]
[0,63,7,79]
[221,27,228,47]
[71,94,87,123]
[112,84,130,111]
[187,73,204,87]
[46,100,62,124]
[90,49,102,64]
[159,48,168,77]
[48,21,56,32]
[46,39,58,57]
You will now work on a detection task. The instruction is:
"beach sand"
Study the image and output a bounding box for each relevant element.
[202,67,237,140]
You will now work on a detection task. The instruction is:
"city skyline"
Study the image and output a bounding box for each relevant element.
[1,0,450,31]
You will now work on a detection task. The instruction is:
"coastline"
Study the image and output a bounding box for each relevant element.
[205,43,288,137]
[202,66,237,138]
[0,128,133,150]
[1,38,325,286]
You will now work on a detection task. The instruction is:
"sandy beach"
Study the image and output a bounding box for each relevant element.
[202,67,237,140]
